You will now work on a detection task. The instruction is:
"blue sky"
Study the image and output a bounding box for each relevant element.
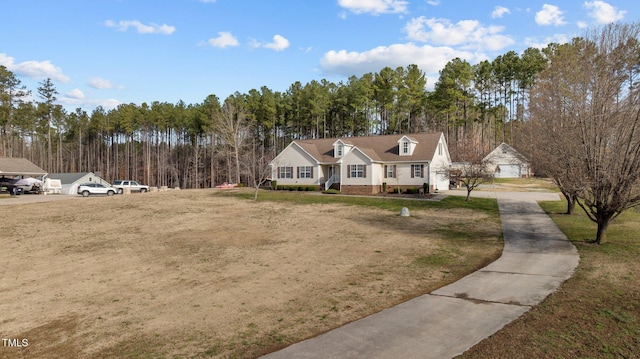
[1,0,636,111]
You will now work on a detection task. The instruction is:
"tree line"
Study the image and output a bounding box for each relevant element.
[1,44,558,188]
[3,21,640,243]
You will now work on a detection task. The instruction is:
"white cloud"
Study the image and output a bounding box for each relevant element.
[320,43,480,85]
[404,17,514,52]
[338,0,409,15]
[535,4,566,26]
[492,6,510,19]
[59,96,121,111]
[426,0,440,6]
[105,20,176,35]
[91,99,121,110]
[525,34,570,49]
[206,32,239,48]
[66,89,85,100]
[0,53,70,83]
[199,0,216,2]
[88,77,122,90]
[584,1,626,24]
[262,35,290,51]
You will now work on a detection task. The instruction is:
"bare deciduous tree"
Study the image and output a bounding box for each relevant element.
[445,140,494,201]
[215,94,249,184]
[240,135,274,201]
[530,22,640,244]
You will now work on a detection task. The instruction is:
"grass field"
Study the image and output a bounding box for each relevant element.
[0,189,501,359]
[460,199,640,358]
[5,185,635,358]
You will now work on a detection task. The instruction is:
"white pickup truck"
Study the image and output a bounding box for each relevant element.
[112,180,150,194]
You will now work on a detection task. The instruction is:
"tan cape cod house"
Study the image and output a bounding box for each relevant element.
[270,132,451,195]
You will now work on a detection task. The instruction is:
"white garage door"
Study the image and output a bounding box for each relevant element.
[495,164,521,178]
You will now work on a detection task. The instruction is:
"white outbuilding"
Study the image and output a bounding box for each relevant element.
[47,172,111,195]
[483,143,532,178]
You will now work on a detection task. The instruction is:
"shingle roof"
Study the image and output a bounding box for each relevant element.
[0,157,47,176]
[48,172,94,184]
[483,142,529,163]
[293,132,443,163]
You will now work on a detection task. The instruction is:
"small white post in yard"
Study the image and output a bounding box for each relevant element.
[400,207,410,217]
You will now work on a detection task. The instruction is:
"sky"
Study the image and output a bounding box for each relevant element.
[0,0,637,112]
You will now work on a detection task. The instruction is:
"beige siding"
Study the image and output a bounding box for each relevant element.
[272,144,319,185]
[341,150,371,186]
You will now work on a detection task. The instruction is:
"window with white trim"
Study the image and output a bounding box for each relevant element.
[349,164,366,178]
[402,141,409,154]
[298,166,313,178]
[384,165,396,178]
[411,164,424,178]
[337,144,343,157]
[278,166,293,179]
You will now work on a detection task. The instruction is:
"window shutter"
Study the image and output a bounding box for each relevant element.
[411,165,415,178]
[347,165,351,178]
[421,164,424,178]
[311,167,314,178]
[384,165,387,178]
[277,167,281,179]
[297,167,300,178]
[393,165,396,178]
[363,165,367,178]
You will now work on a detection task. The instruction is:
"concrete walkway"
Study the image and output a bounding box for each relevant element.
[262,191,579,359]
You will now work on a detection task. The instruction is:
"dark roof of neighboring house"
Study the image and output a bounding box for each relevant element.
[293,132,444,163]
[0,157,47,176]
[47,172,95,185]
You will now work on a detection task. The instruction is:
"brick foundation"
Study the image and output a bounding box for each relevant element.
[338,185,431,195]
[340,185,381,195]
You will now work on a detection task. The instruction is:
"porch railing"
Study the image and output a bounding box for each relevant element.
[325,174,340,190]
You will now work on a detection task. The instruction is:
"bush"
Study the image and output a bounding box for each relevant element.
[405,187,420,194]
[276,185,318,192]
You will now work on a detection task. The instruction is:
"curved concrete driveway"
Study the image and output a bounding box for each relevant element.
[262,191,579,359]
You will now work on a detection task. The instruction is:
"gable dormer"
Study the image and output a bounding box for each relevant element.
[398,135,418,156]
[333,139,353,158]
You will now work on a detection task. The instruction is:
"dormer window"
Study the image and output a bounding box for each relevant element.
[398,135,417,156]
[333,140,352,158]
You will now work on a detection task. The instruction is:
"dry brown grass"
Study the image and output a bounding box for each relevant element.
[0,189,501,358]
